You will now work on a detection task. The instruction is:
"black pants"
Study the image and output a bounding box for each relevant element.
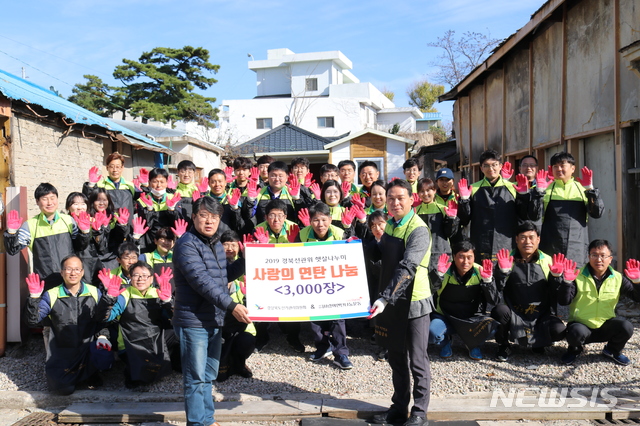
[311,319,348,356]
[387,314,431,417]
[491,304,566,346]
[566,317,634,354]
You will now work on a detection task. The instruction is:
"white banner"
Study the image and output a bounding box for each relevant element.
[245,240,370,321]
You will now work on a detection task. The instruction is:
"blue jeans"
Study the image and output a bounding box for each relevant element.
[428,313,451,345]
[174,325,222,426]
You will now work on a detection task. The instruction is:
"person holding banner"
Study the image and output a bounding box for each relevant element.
[297,202,353,369]
[369,179,432,426]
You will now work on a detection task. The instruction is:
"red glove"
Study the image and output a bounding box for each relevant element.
[575,166,593,189]
[458,178,471,199]
[171,218,188,237]
[298,208,310,227]
[116,207,130,225]
[341,207,356,227]
[167,175,177,190]
[304,172,314,187]
[91,212,104,232]
[166,192,182,210]
[250,167,259,182]
[341,181,352,196]
[514,174,529,194]
[133,178,141,191]
[197,176,209,193]
[547,165,555,181]
[7,210,24,233]
[535,169,550,192]
[287,178,301,197]
[98,268,113,293]
[500,162,514,180]
[26,273,44,296]
[352,204,367,221]
[247,180,259,199]
[138,168,149,186]
[227,188,241,207]
[155,266,174,302]
[192,190,201,202]
[350,193,365,209]
[139,193,154,210]
[550,253,566,276]
[309,182,321,199]
[624,259,640,283]
[108,274,123,298]
[480,258,493,281]
[243,233,256,245]
[238,241,244,255]
[286,223,300,243]
[496,248,513,272]
[74,211,91,233]
[412,193,421,208]
[96,336,112,351]
[133,217,149,239]
[254,227,269,244]
[563,259,579,281]
[224,166,234,183]
[444,200,457,217]
[437,254,451,274]
[89,166,102,184]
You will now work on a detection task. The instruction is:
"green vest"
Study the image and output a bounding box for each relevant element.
[47,282,99,308]
[328,205,345,222]
[471,177,517,198]
[543,179,589,218]
[569,266,622,329]
[436,264,482,315]
[299,224,344,242]
[384,211,432,301]
[98,177,136,195]
[434,191,456,208]
[137,194,170,212]
[143,250,173,267]
[415,201,446,218]
[26,212,74,251]
[177,182,199,197]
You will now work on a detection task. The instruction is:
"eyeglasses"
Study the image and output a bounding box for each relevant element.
[267,213,285,220]
[131,274,152,280]
[482,162,501,170]
[520,163,537,169]
[196,212,220,222]
[589,254,612,260]
[120,255,139,261]
[107,164,123,170]
[62,267,83,273]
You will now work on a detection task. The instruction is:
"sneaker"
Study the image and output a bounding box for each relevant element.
[602,346,631,366]
[377,348,389,361]
[333,354,353,370]
[403,415,428,426]
[496,344,512,362]
[286,336,306,353]
[561,346,582,365]
[439,338,453,358]
[469,347,483,360]
[370,407,408,424]
[309,347,332,362]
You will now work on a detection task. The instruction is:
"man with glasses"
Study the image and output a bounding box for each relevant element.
[558,239,640,366]
[173,197,250,426]
[518,156,538,188]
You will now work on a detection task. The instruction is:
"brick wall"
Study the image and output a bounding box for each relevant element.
[11,115,105,216]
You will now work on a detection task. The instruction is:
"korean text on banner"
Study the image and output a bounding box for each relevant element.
[245,240,370,321]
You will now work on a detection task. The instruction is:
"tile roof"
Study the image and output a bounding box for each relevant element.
[236,121,333,154]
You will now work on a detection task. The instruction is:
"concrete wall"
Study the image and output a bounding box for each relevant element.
[386,139,407,180]
[256,68,291,97]
[485,70,504,153]
[291,61,333,96]
[376,112,417,133]
[619,0,640,123]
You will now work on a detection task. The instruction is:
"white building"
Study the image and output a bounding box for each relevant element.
[218,48,421,144]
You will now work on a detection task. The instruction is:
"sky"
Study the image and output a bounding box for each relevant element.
[0,0,544,127]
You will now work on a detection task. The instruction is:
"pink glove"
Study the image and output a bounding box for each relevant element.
[480,258,493,281]
[89,166,102,184]
[309,182,321,199]
[496,248,513,272]
[437,254,451,274]
[91,212,104,232]
[108,274,123,298]
[535,169,550,192]
[341,207,356,227]
[239,276,247,295]
[139,193,154,210]
[98,268,113,293]
[74,211,91,233]
[7,210,24,233]
[341,181,352,196]
[287,178,301,197]
[171,218,188,237]
[224,166,234,183]
[167,175,177,190]
[155,266,174,302]
[227,188,241,207]
[254,227,270,244]
[247,180,259,199]
[133,178,141,191]
[192,190,201,202]
[550,253,566,276]
[250,167,259,182]
[575,166,593,189]
[304,173,314,187]
[547,165,555,182]
[412,193,421,208]
[350,193,365,209]
[166,192,182,210]
[26,273,44,296]
[624,259,640,283]
[238,241,244,254]
[353,204,367,221]
[458,178,471,199]
[287,223,300,243]
[138,168,149,186]
[116,207,130,225]
[298,208,310,227]
[514,174,529,194]
[563,259,579,281]
[500,162,513,179]
[197,176,209,193]
[444,200,458,217]
[133,217,149,239]
[243,233,256,245]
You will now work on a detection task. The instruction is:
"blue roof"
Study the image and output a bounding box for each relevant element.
[417,112,443,121]
[0,69,171,153]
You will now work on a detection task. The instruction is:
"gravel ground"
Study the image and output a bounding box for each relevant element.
[1,313,640,401]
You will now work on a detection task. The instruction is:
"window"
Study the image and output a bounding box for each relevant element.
[256,118,272,130]
[305,78,318,91]
[317,117,334,128]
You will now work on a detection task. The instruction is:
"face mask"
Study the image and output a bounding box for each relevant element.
[150,188,166,198]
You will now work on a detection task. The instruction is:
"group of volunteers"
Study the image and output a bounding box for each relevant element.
[8,147,640,426]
